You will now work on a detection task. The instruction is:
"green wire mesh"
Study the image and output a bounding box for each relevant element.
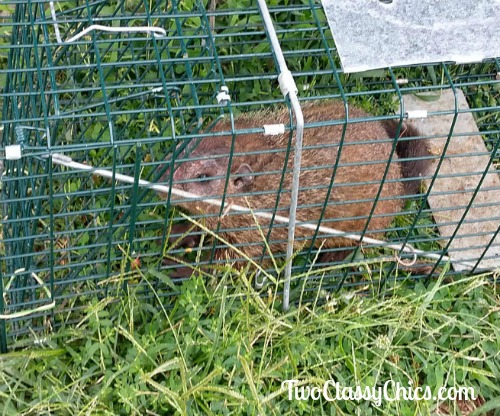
[0,0,499,351]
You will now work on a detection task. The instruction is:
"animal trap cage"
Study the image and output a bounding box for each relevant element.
[0,0,499,351]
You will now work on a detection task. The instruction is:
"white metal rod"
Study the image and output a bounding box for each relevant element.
[49,153,495,274]
[256,0,304,310]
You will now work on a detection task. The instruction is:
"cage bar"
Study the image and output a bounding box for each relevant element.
[0,0,499,351]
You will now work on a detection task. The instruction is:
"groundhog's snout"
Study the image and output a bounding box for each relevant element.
[171,164,184,185]
[159,161,182,185]
[158,162,185,202]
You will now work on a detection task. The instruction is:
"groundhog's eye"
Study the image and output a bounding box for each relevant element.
[196,173,210,183]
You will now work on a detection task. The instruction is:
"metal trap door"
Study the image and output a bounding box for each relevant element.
[0,0,228,347]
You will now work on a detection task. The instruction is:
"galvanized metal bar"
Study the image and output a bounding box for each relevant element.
[256,0,304,311]
[46,154,496,275]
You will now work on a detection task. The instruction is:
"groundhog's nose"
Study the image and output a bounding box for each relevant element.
[172,165,180,182]
[172,164,187,188]
[159,163,178,188]
[158,163,170,182]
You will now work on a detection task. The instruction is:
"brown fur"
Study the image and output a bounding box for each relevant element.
[159,101,430,266]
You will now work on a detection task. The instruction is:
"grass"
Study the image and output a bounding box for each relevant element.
[0,263,499,415]
[0,3,499,415]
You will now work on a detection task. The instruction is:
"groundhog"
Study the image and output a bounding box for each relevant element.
[159,101,431,270]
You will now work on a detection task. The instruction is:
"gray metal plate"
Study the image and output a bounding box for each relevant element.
[322,0,500,73]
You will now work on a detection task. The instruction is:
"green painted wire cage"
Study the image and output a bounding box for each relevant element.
[1,0,499,351]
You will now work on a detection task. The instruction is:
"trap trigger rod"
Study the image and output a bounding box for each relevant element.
[46,153,496,277]
[257,0,304,311]
[4,148,494,274]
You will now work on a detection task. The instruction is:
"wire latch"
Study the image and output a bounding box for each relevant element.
[216,86,231,104]
[406,110,428,119]
[263,124,285,136]
[5,145,22,160]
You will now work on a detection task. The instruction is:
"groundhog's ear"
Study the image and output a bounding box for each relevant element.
[233,163,254,190]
